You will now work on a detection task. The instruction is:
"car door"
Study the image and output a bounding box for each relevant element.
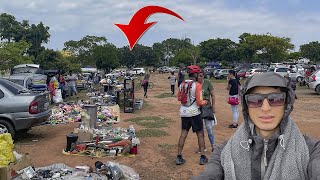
[0,89,4,114]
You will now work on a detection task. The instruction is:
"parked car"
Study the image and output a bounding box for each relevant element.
[0,79,51,137]
[245,69,267,78]
[1,74,48,93]
[308,69,320,94]
[11,64,43,75]
[170,66,179,73]
[270,63,285,68]
[204,67,216,78]
[268,67,303,82]
[214,69,231,79]
[157,66,171,73]
[288,69,304,82]
[10,64,47,89]
[130,68,145,75]
[105,70,122,78]
[268,67,288,77]
[236,68,250,78]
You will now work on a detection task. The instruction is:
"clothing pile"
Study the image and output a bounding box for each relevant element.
[47,103,82,125]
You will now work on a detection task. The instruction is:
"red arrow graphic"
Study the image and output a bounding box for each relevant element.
[115,6,184,51]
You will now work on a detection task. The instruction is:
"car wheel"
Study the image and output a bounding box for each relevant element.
[140,73,143,76]
[0,119,15,138]
[316,85,320,95]
[206,74,210,79]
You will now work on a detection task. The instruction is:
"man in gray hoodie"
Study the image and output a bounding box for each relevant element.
[193,72,320,180]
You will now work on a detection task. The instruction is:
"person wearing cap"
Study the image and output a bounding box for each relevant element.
[193,72,320,180]
[176,65,209,165]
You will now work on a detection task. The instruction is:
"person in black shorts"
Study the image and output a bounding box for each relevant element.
[176,65,208,166]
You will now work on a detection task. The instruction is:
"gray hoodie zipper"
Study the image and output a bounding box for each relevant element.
[261,139,268,179]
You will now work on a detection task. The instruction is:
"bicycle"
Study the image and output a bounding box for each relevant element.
[135,80,154,91]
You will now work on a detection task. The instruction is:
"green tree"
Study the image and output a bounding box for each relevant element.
[0,41,33,70]
[237,33,294,63]
[171,48,193,66]
[93,44,119,73]
[25,22,50,59]
[0,13,24,42]
[64,35,108,66]
[119,44,158,68]
[35,49,61,70]
[286,52,300,61]
[152,38,192,65]
[199,38,237,62]
[300,41,320,62]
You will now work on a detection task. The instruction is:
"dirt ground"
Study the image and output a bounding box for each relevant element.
[15,73,320,179]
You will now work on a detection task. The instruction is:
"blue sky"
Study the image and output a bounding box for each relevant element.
[0,0,319,51]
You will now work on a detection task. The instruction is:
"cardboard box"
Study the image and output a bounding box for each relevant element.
[0,154,31,180]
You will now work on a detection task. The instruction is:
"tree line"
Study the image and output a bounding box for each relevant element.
[0,12,320,74]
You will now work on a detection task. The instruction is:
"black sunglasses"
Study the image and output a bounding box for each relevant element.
[245,92,286,108]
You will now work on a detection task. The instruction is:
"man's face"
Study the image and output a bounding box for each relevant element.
[247,86,285,135]
[198,72,204,83]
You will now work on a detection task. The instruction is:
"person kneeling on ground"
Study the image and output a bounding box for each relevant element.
[192,72,320,180]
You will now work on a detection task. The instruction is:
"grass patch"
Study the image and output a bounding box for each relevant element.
[65,90,89,102]
[158,143,177,150]
[125,116,171,128]
[136,129,168,138]
[208,78,227,83]
[155,93,174,98]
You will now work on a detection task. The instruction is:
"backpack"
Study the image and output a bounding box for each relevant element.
[180,81,195,107]
[141,79,146,85]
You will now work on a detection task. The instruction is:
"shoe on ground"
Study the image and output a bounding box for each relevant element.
[196,148,208,154]
[176,156,185,165]
[199,155,208,165]
[228,124,238,128]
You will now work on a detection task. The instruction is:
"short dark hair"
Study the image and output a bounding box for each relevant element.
[229,70,236,76]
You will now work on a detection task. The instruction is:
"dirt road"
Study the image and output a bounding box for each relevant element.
[15,73,320,179]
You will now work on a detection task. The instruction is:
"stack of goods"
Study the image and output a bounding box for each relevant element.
[63,125,140,157]
[97,105,120,124]
[13,162,139,180]
[47,103,82,125]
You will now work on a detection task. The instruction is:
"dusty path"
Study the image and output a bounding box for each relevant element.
[15,73,320,179]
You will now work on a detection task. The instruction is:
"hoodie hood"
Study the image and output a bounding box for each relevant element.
[241,72,296,137]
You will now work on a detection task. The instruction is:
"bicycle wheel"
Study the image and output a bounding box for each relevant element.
[135,83,142,91]
[148,82,154,89]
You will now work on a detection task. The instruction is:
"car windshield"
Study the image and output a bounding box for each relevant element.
[276,68,287,72]
[12,67,39,74]
[0,79,29,95]
[7,79,24,86]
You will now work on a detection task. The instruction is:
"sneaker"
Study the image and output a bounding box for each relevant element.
[176,156,185,165]
[199,155,208,165]
[196,148,208,154]
[228,124,238,128]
